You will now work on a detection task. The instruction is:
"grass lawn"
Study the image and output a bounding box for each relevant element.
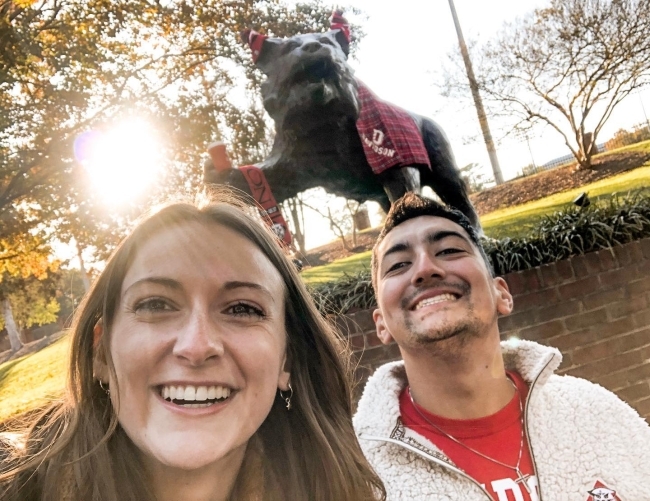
[301,250,372,284]
[482,165,650,239]
[302,162,650,284]
[0,336,69,423]
[0,143,648,424]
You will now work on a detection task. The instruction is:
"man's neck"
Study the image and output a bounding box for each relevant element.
[403,334,515,420]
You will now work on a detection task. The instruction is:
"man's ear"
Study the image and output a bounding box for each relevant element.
[493,277,514,316]
[373,308,394,345]
[92,320,109,383]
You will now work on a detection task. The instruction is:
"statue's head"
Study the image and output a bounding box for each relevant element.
[242,12,359,130]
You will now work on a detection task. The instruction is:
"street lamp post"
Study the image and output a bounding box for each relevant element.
[447,0,504,185]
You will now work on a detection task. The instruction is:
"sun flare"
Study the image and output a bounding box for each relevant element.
[75,118,164,206]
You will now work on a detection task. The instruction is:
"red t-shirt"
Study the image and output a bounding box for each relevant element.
[399,371,539,501]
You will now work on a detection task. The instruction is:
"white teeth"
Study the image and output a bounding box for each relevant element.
[184,386,196,401]
[415,293,457,309]
[161,384,232,405]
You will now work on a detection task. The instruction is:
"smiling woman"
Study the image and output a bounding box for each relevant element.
[74,118,164,205]
[0,195,385,501]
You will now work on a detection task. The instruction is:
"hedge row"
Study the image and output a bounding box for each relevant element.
[310,191,650,315]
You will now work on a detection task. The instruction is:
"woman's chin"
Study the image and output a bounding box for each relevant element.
[145,440,247,472]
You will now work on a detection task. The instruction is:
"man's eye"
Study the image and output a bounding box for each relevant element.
[438,248,464,256]
[386,261,409,273]
[134,298,174,313]
[228,302,265,318]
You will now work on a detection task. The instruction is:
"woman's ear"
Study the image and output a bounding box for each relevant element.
[277,354,291,391]
[92,320,109,383]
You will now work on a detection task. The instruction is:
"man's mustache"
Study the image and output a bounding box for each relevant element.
[400,281,470,310]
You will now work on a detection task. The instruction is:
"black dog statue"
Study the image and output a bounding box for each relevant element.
[204,12,480,229]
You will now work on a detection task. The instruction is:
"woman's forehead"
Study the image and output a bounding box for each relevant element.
[121,221,284,294]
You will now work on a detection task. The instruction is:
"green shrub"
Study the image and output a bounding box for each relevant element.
[310,192,650,315]
[309,270,375,316]
[485,192,650,275]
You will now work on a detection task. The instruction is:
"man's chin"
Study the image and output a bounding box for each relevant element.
[406,318,486,354]
[412,327,466,345]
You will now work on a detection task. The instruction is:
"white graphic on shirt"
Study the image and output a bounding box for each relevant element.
[588,487,617,501]
[481,475,539,501]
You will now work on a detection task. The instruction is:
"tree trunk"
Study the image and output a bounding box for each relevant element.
[327,207,351,251]
[284,197,306,254]
[575,132,596,170]
[1,297,23,352]
[76,241,91,292]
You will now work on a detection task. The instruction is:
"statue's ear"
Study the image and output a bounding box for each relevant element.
[329,9,351,57]
[241,28,280,74]
[255,38,282,74]
[334,30,350,57]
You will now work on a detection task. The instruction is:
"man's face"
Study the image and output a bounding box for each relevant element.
[373,216,513,354]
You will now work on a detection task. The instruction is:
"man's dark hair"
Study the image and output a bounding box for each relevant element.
[371,193,491,291]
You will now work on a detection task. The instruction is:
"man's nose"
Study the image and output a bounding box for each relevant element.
[411,252,446,286]
[173,310,224,366]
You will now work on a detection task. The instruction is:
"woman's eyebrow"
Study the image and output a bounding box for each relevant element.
[223,281,276,303]
[123,277,182,296]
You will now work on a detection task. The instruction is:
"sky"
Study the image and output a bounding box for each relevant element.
[62,0,650,264]
[296,0,650,249]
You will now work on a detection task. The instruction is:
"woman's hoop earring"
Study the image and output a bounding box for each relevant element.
[98,380,110,396]
[279,383,293,411]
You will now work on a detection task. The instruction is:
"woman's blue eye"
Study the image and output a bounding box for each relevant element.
[135,298,173,313]
[229,303,265,318]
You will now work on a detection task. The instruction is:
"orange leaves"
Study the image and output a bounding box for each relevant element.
[0,233,59,283]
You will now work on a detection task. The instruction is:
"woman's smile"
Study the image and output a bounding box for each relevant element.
[105,220,290,473]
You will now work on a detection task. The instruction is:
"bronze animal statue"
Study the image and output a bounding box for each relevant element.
[204,12,480,229]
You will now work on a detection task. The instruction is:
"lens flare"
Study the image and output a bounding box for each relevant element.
[74,118,164,205]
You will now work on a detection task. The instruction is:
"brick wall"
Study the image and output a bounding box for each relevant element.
[338,237,650,420]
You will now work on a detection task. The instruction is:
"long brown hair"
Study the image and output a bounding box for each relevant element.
[1,198,385,501]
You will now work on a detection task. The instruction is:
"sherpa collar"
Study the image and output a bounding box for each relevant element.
[353,339,562,440]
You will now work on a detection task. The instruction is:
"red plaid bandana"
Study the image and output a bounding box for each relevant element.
[356,81,430,175]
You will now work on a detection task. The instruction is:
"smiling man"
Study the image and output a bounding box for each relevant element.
[354,193,650,501]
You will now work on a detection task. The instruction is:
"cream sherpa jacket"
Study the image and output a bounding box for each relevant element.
[354,340,650,500]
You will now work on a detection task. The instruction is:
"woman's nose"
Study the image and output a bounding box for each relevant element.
[172,311,224,366]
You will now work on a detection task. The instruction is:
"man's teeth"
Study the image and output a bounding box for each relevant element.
[415,293,457,309]
[161,385,231,407]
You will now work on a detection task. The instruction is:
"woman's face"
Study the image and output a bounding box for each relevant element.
[103,221,290,472]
